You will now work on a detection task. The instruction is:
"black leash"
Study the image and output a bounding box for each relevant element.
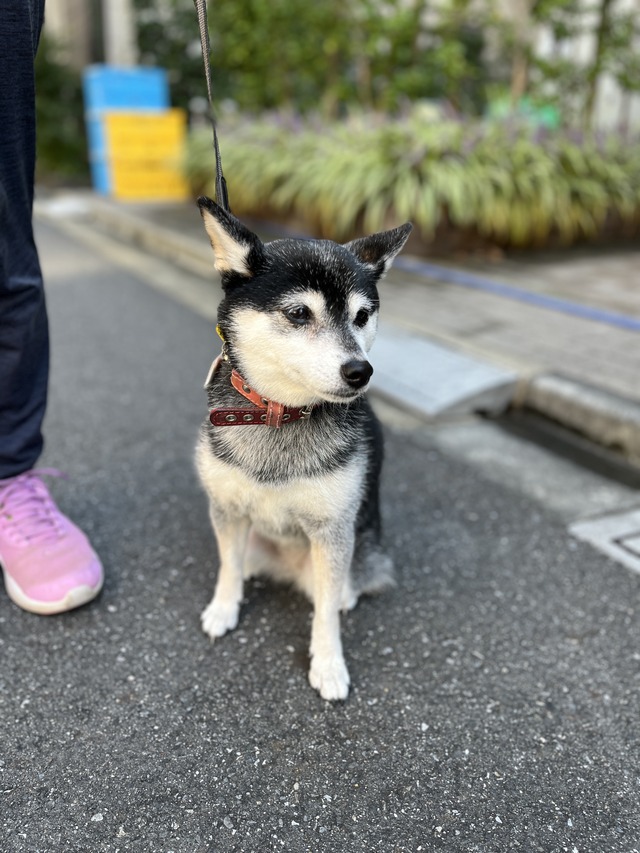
[193,0,230,212]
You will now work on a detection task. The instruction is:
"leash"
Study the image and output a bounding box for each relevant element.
[193,0,230,212]
[194,7,309,427]
[191,26,309,430]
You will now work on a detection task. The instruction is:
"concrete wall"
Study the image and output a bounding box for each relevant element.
[45,0,138,68]
[44,0,93,67]
[499,0,640,129]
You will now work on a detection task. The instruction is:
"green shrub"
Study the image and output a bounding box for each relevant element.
[185,111,640,250]
[135,0,491,117]
[35,35,88,182]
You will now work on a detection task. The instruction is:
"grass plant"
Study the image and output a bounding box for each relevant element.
[185,111,640,250]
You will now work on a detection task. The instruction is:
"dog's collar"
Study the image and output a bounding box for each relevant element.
[207,355,315,428]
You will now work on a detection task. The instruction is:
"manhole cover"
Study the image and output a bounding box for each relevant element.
[570,508,640,574]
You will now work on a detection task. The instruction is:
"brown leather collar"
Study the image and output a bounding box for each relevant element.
[209,367,314,428]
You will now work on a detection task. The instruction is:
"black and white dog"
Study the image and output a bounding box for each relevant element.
[195,196,411,700]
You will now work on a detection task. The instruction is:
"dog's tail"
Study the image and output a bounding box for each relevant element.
[352,531,395,597]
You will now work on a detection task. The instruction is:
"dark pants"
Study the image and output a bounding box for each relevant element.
[0,0,47,479]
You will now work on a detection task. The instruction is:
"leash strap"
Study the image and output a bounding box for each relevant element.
[193,0,230,211]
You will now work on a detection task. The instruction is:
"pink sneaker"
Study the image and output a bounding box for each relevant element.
[0,469,103,615]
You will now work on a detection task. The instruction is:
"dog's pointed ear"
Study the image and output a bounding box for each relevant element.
[344,223,412,277]
[198,196,265,279]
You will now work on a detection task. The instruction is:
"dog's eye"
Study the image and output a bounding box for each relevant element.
[354,309,370,328]
[284,305,312,326]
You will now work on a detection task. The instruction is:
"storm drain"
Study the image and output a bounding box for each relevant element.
[570,507,640,574]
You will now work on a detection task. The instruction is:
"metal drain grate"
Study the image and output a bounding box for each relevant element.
[570,508,640,574]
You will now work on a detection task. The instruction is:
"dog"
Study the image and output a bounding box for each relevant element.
[195,196,412,700]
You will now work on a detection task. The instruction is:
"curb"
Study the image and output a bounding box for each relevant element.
[38,193,640,465]
[86,195,213,280]
[523,373,640,465]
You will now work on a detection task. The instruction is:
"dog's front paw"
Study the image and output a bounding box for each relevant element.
[201,599,240,640]
[309,656,351,701]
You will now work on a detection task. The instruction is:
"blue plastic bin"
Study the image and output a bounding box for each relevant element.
[83,65,171,192]
[86,116,107,157]
[89,155,111,195]
[83,65,169,111]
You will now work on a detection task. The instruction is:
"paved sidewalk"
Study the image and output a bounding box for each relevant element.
[35,191,640,463]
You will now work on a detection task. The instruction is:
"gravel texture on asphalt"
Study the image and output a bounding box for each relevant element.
[2,223,639,853]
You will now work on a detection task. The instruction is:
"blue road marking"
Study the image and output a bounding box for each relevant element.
[394,256,640,334]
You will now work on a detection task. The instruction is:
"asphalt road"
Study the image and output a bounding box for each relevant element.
[2,220,640,853]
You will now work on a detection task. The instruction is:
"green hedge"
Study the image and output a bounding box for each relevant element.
[35,35,88,181]
[185,112,640,250]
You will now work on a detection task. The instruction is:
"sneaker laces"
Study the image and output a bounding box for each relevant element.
[0,469,68,546]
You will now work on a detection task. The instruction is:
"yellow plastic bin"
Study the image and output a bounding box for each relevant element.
[103,109,190,201]
[105,109,187,156]
[110,157,190,201]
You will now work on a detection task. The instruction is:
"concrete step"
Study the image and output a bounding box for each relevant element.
[371,322,518,419]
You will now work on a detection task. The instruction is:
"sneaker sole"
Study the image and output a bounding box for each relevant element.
[2,561,104,616]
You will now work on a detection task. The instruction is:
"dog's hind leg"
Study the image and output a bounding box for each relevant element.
[307,528,354,701]
[243,529,280,579]
[201,510,250,640]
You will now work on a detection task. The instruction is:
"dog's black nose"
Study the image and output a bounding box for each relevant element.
[341,359,373,389]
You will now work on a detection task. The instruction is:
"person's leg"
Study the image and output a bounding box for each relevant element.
[0,0,103,614]
[0,0,48,479]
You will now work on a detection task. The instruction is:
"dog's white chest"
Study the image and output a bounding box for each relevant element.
[196,439,365,537]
